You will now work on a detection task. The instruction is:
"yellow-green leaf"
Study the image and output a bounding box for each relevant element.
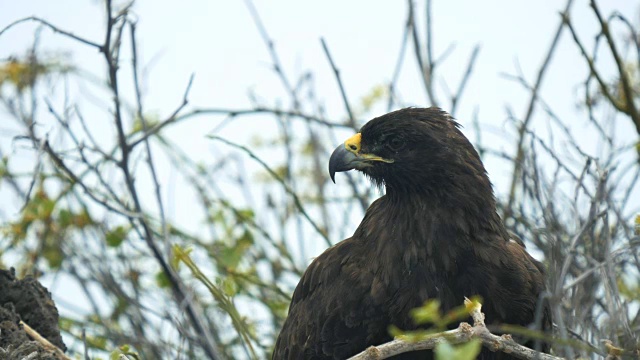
[155,271,171,289]
[221,278,238,297]
[436,340,481,360]
[105,226,128,247]
[410,299,441,325]
[42,246,63,268]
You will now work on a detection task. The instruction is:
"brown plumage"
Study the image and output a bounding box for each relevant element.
[273,107,551,359]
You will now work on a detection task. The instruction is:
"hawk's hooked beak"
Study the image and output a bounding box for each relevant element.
[328,133,393,183]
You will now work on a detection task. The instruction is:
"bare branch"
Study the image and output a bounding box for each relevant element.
[210,135,332,247]
[0,16,103,50]
[348,299,562,360]
[320,38,357,130]
[590,0,640,130]
[504,0,575,220]
[407,0,438,106]
[450,45,480,117]
[21,321,73,360]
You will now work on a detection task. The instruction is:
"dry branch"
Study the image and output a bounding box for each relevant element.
[21,321,72,360]
[348,299,562,360]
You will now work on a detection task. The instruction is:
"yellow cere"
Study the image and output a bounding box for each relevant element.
[344,133,362,153]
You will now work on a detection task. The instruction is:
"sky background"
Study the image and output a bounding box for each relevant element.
[2,0,637,171]
[1,0,639,354]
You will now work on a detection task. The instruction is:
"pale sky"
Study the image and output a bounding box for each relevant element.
[2,0,637,173]
[3,0,636,248]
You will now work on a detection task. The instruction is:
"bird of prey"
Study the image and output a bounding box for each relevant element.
[273,107,551,359]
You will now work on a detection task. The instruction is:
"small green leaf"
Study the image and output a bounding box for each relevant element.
[42,246,63,268]
[73,210,93,228]
[388,325,434,342]
[155,271,171,288]
[617,277,640,300]
[410,299,441,325]
[237,230,254,247]
[58,317,73,332]
[217,230,254,270]
[39,197,56,218]
[86,335,108,350]
[453,339,482,360]
[105,226,128,247]
[58,209,73,227]
[221,278,238,296]
[171,245,192,270]
[110,344,141,360]
[436,340,482,360]
[236,208,255,221]
[435,341,454,360]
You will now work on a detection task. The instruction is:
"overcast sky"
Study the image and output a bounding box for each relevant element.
[2,0,637,176]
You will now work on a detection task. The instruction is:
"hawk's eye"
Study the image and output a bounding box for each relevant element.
[388,137,404,152]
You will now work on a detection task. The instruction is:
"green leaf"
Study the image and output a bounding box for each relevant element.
[110,344,141,360]
[171,245,192,270]
[73,209,93,228]
[410,299,441,325]
[155,271,171,288]
[42,246,63,268]
[436,340,482,360]
[105,226,128,247]
[388,325,434,343]
[617,277,640,300]
[435,341,454,360]
[58,209,73,227]
[217,230,254,270]
[39,197,56,218]
[237,230,254,248]
[221,278,238,296]
[58,317,74,332]
[235,208,255,221]
[86,335,108,350]
[0,156,7,177]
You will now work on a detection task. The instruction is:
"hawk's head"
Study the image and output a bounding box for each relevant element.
[329,107,491,199]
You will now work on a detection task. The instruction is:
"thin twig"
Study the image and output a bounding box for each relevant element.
[407,0,438,105]
[209,135,332,247]
[450,45,480,117]
[504,0,575,220]
[387,11,411,111]
[320,38,357,130]
[130,21,170,254]
[129,106,349,150]
[0,17,103,50]
[103,3,221,358]
[21,321,73,360]
[590,0,640,134]
[243,0,299,108]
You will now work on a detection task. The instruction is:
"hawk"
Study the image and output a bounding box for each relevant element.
[273,107,551,359]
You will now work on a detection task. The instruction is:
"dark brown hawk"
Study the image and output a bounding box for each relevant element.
[273,107,551,359]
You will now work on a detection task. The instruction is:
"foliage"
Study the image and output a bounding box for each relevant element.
[434,340,482,360]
